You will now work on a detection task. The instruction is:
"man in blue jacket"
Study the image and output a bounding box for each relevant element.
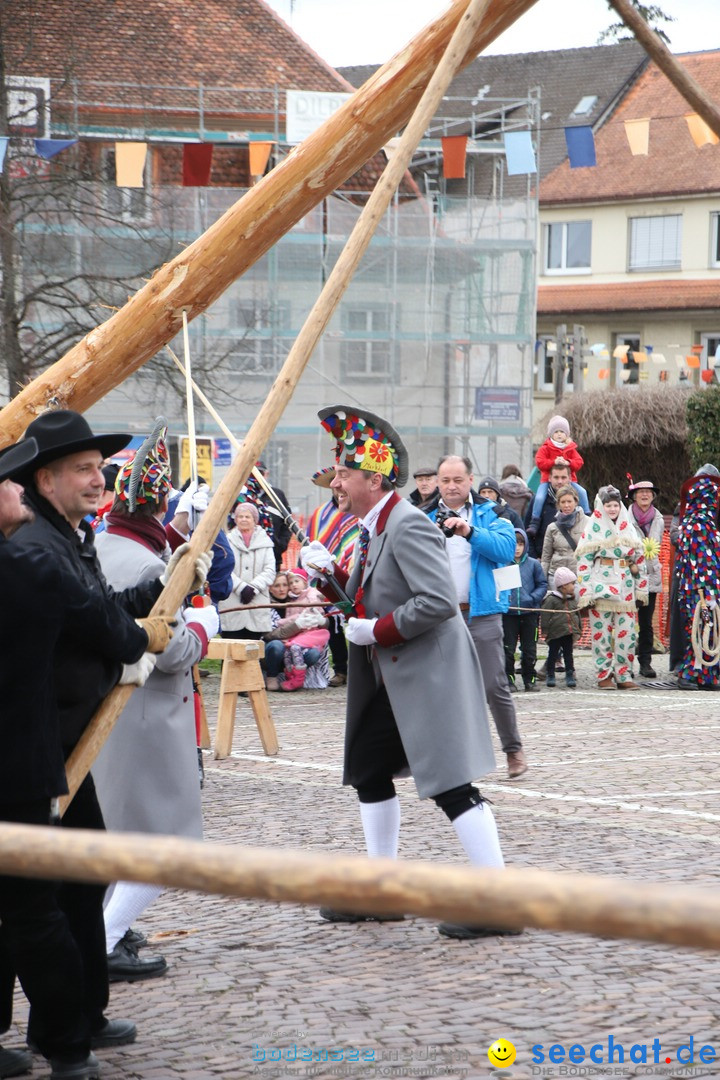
[503,528,547,692]
[427,456,528,778]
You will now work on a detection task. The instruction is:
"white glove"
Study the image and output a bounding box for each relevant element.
[295,608,324,630]
[161,543,212,592]
[175,481,210,531]
[182,604,220,639]
[119,653,157,686]
[300,540,335,583]
[346,617,378,646]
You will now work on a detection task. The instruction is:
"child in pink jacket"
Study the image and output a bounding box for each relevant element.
[277,568,330,691]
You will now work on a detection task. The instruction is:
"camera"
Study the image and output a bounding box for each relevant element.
[435,507,459,537]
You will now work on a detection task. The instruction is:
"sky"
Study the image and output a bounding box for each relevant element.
[264,0,720,67]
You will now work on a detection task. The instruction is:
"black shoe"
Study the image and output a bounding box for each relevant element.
[565,673,577,688]
[121,927,147,949]
[677,678,701,691]
[0,1047,32,1078]
[197,746,205,789]
[437,922,524,940]
[107,938,167,983]
[50,1052,99,1080]
[524,682,540,692]
[639,663,657,678]
[90,1018,137,1049]
[508,681,518,693]
[319,907,405,923]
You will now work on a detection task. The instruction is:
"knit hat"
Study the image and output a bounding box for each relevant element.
[547,415,570,438]
[598,485,622,505]
[477,476,501,498]
[553,566,577,587]
[318,404,408,488]
[115,418,172,511]
[289,566,308,581]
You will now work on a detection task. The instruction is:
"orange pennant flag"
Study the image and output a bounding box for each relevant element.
[249,141,273,177]
[441,135,467,179]
[624,118,649,155]
[115,142,147,187]
[685,114,720,147]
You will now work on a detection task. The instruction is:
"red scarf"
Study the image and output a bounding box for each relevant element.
[104,511,168,554]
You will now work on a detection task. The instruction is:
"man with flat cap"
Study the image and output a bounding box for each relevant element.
[407,464,438,512]
[12,409,209,1058]
[0,435,174,1080]
[300,405,520,940]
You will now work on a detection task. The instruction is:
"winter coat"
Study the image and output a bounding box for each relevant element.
[13,487,162,753]
[541,592,582,642]
[491,498,524,532]
[427,493,516,618]
[93,530,205,839]
[541,509,589,583]
[507,529,547,613]
[407,486,438,512]
[628,505,664,593]
[0,532,146,802]
[576,497,649,613]
[329,493,496,799]
[499,475,533,520]
[535,437,584,482]
[218,525,276,634]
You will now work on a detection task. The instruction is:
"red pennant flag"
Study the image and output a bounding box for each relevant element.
[182,144,213,187]
[441,135,467,179]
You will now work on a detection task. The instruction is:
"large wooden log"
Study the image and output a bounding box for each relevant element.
[607,0,720,139]
[1,822,720,950]
[60,0,494,809]
[0,0,539,444]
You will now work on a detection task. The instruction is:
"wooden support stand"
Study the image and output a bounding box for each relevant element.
[206,640,278,759]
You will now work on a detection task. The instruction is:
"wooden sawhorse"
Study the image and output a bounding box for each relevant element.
[205,639,279,758]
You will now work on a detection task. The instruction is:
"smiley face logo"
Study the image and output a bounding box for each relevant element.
[488,1039,517,1068]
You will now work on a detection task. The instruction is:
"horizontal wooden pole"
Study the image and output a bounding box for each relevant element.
[1,822,720,950]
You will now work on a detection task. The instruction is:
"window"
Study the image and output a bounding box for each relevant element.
[100,147,152,223]
[614,333,640,386]
[544,221,591,273]
[227,299,292,376]
[701,332,720,372]
[342,304,393,377]
[711,213,720,268]
[628,215,681,271]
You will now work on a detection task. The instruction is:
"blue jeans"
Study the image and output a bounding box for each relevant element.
[265,640,321,676]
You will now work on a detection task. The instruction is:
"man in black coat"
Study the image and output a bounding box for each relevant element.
[11,411,200,1058]
[0,437,172,1080]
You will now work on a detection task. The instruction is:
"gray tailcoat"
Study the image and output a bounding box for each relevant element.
[93,531,204,839]
[342,493,496,799]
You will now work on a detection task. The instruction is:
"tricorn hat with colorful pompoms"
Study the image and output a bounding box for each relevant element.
[317,405,408,488]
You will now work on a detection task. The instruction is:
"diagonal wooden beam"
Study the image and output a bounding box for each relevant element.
[0,0,539,445]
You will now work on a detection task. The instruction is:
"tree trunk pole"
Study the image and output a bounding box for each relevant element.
[60,0,496,811]
[3,822,720,950]
[0,0,540,445]
[607,0,720,138]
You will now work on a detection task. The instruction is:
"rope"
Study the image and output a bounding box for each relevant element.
[690,592,720,670]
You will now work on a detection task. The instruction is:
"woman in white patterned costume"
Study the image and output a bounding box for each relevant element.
[576,485,648,689]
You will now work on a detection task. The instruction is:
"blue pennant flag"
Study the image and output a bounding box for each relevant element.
[504,131,537,176]
[0,138,8,174]
[34,138,78,160]
[565,126,596,168]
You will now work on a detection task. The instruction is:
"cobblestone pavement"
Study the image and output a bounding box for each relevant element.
[11,649,720,1079]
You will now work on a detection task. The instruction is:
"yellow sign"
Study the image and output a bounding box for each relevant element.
[180,437,213,487]
[359,438,394,477]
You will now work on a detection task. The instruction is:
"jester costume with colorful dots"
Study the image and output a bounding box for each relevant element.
[576,488,648,686]
[674,473,720,689]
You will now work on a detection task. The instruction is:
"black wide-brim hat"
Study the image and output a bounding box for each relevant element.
[15,410,131,481]
[0,438,40,484]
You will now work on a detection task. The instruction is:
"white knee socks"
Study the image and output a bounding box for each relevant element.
[452,803,505,868]
[359,797,401,858]
[104,881,164,952]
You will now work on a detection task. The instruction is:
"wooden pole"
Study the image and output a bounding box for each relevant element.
[60,0,495,811]
[0,0,539,445]
[607,0,720,139]
[3,822,720,950]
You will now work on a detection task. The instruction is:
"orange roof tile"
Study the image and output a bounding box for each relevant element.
[537,278,720,315]
[540,51,720,205]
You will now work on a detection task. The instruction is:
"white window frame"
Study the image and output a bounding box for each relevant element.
[543,221,591,275]
[711,213,720,269]
[535,335,556,393]
[700,331,720,373]
[614,332,641,387]
[228,299,292,377]
[628,214,681,271]
[341,303,394,378]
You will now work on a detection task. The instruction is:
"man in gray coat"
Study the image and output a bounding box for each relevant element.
[301,405,520,941]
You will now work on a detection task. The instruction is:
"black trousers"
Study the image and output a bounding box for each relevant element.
[329,613,348,677]
[547,635,575,675]
[0,798,90,1059]
[502,612,539,684]
[346,684,482,821]
[637,593,657,665]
